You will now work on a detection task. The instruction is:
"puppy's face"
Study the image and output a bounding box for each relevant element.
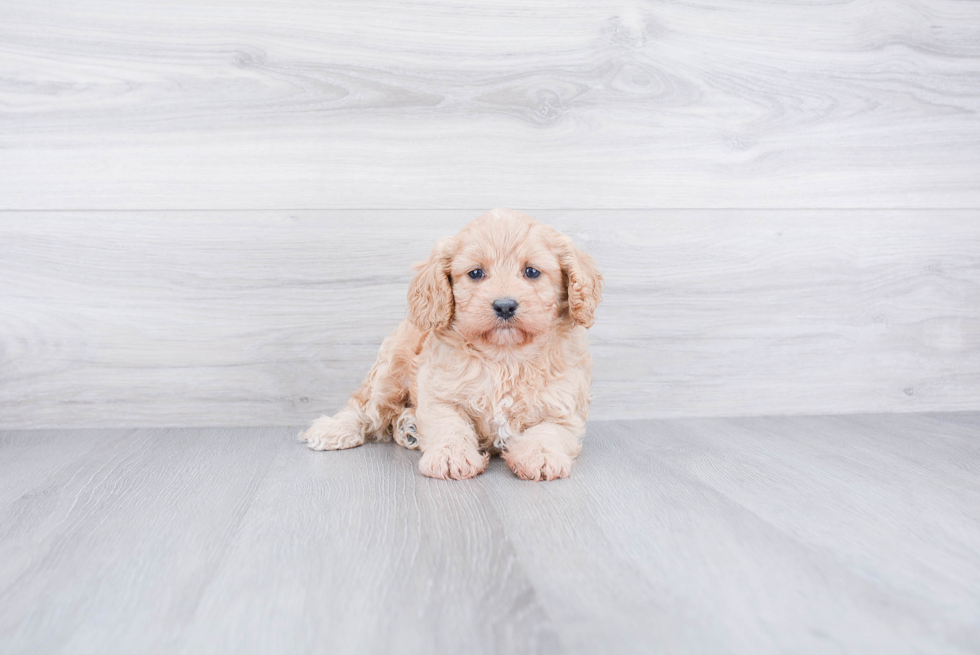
[450,219,564,346]
[407,209,602,347]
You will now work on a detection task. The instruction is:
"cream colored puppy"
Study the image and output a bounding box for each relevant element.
[301,208,602,481]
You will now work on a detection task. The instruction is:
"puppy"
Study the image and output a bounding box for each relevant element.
[300,208,602,481]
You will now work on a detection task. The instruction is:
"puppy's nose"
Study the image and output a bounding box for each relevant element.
[492,298,518,320]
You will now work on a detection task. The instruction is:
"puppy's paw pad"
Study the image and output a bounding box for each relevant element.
[504,447,572,482]
[302,415,364,451]
[394,412,420,450]
[418,446,488,480]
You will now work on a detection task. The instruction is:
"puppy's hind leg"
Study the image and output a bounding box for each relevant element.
[301,402,368,451]
[302,320,423,451]
[301,371,393,450]
[393,408,420,450]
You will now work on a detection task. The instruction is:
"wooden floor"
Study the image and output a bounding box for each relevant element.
[1,413,977,654]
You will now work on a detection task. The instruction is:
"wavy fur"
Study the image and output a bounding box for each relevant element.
[301,208,603,481]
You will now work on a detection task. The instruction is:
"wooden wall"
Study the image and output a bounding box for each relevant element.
[1,1,979,428]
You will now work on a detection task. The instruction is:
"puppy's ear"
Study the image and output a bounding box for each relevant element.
[407,237,456,332]
[553,232,603,328]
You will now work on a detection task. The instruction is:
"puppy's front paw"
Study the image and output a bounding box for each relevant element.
[418,444,488,480]
[301,413,365,451]
[504,441,573,481]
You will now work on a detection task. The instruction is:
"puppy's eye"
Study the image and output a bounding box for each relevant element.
[468,269,485,280]
[524,267,541,279]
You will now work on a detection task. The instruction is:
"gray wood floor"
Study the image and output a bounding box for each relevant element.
[1,413,977,654]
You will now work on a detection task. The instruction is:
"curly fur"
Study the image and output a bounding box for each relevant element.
[301,208,603,481]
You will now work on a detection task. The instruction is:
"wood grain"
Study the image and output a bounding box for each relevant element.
[0,427,279,653]
[1,414,978,653]
[1,0,979,209]
[179,434,560,654]
[1,210,978,429]
[483,415,980,653]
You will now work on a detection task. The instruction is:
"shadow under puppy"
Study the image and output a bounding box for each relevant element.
[301,208,602,481]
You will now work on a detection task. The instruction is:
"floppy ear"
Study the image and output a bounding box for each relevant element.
[407,237,456,332]
[554,233,603,328]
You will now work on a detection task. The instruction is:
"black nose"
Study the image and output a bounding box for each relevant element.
[492,298,518,320]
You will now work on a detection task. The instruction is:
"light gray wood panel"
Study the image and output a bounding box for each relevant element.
[0,428,132,510]
[1,0,979,209]
[0,427,280,654]
[1,414,978,653]
[2,210,979,428]
[179,432,559,654]
[483,414,980,653]
[0,427,560,655]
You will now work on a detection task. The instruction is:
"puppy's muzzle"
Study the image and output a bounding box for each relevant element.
[492,298,518,321]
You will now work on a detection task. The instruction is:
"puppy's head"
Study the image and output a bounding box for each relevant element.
[407,209,602,347]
